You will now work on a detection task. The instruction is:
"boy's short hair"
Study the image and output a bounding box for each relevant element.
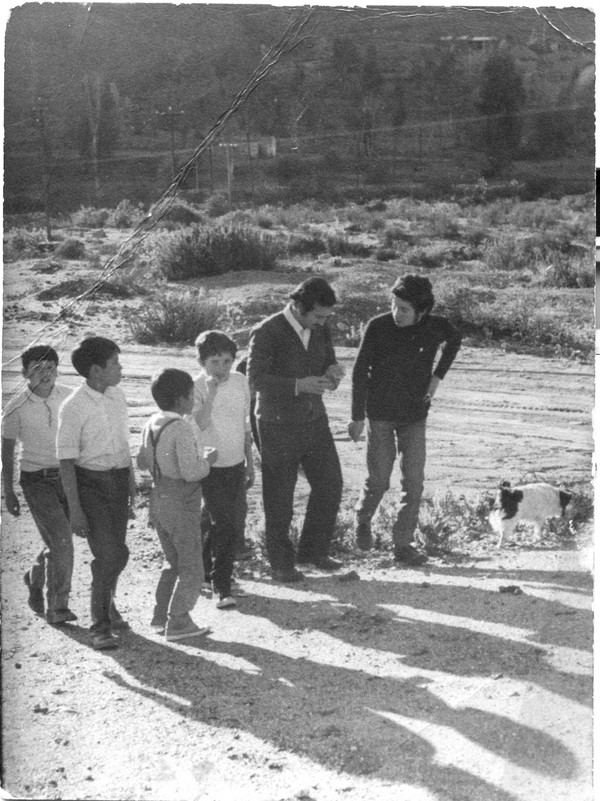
[290,276,337,312]
[195,330,237,363]
[151,368,194,411]
[71,336,120,378]
[21,345,59,371]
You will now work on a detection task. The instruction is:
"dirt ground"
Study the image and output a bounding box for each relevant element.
[0,315,594,801]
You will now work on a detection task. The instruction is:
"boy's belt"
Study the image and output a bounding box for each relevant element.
[21,467,60,478]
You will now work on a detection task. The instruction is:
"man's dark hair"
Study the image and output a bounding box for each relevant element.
[71,336,120,378]
[195,330,237,363]
[21,345,59,371]
[289,276,337,313]
[151,368,194,411]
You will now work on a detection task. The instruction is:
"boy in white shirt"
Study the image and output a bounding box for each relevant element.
[57,336,136,650]
[193,331,254,609]
[137,368,217,641]
[2,345,75,623]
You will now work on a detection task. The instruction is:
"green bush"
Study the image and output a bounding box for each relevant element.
[544,254,595,289]
[56,238,86,259]
[161,201,203,226]
[71,206,110,228]
[126,291,222,345]
[154,225,281,280]
[376,248,397,262]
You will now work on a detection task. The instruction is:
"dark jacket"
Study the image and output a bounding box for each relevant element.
[247,311,337,424]
[351,312,462,424]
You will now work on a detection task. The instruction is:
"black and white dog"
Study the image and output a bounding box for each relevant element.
[489,481,572,547]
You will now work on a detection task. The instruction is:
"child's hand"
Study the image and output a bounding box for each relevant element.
[204,446,218,465]
[205,376,219,395]
[70,508,90,538]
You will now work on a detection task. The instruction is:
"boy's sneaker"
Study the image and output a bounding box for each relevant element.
[216,596,237,609]
[23,572,44,616]
[46,608,78,624]
[92,631,119,650]
[165,619,211,642]
[394,545,428,567]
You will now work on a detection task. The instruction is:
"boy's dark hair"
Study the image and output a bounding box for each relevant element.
[21,345,59,371]
[71,336,120,378]
[391,274,434,315]
[290,276,337,312]
[195,330,237,363]
[151,368,194,411]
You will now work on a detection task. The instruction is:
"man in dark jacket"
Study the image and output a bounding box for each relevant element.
[247,277,344,582]
[348,275,461,566]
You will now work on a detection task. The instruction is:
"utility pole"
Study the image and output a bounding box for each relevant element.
[156,105,185,177]
[33,95,53,241]
[218,142,239,203]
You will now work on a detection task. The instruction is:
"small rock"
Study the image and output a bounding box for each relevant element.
[499,585,524,595]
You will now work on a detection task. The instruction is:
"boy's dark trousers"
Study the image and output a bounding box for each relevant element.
[201,462,245,597]
[75,466,130,633]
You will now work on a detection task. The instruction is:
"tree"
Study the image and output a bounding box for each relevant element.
[477,53,525,174]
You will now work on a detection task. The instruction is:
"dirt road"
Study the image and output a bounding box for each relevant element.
[0,343,593,801]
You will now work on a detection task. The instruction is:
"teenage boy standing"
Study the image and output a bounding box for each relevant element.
[348,275,461,566]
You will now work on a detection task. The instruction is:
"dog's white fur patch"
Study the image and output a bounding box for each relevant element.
[489,482,571,547]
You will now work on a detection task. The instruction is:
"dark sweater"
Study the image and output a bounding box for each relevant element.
[351,312,462,424]
[248,311,337,424]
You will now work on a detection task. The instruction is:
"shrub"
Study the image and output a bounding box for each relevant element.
[375,248,397,262]
[55,238,86,260]
[154,225,281,280]
[161,201,203,226]
[207,193,231,218]
[108,199,146,229]
[71,206,110,228]
[3,227,46,260]
[409,243,450,269]
[326,235,373,258]
[544,254,595,288]
[288,234,327,257]
[126,291,222,345]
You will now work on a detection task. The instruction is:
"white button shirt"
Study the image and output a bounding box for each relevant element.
[57,383,131,470]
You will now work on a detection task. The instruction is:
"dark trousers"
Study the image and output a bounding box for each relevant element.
[259,415,343,572]
[20,470,73,613]
[201,462,246,597]
[75,467,130,633]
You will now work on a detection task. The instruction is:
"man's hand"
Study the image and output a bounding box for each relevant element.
[296,376,330,395]
[348,420,365,442]
[4,488,20,517]
[324,363,346,390]
[69,507,90,538]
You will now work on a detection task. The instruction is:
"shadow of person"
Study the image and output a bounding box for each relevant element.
[54,619,578,799]
[236,573,593,707]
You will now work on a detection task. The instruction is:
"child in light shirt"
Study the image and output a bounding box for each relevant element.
[192,331,254,609]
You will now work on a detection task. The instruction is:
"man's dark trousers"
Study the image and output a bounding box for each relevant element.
[259,415,342,572]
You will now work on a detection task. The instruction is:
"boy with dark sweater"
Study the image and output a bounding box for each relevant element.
[348,275,461,565]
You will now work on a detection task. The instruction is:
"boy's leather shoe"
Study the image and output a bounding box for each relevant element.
[271,568,305,583]
[24,572,44,616]
[297,555,342,571]
[394,545,428,567]
[46,608,78,624]
[92,631,119,650]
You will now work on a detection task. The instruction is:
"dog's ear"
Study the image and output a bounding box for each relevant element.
[559,490,572,510]
[499,480,511,488]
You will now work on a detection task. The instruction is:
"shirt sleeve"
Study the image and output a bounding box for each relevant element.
[350,321,375,421]
[433,319,462,379]
[173,422,210,482]
[56,398,82,460]
[1,401,21,440]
